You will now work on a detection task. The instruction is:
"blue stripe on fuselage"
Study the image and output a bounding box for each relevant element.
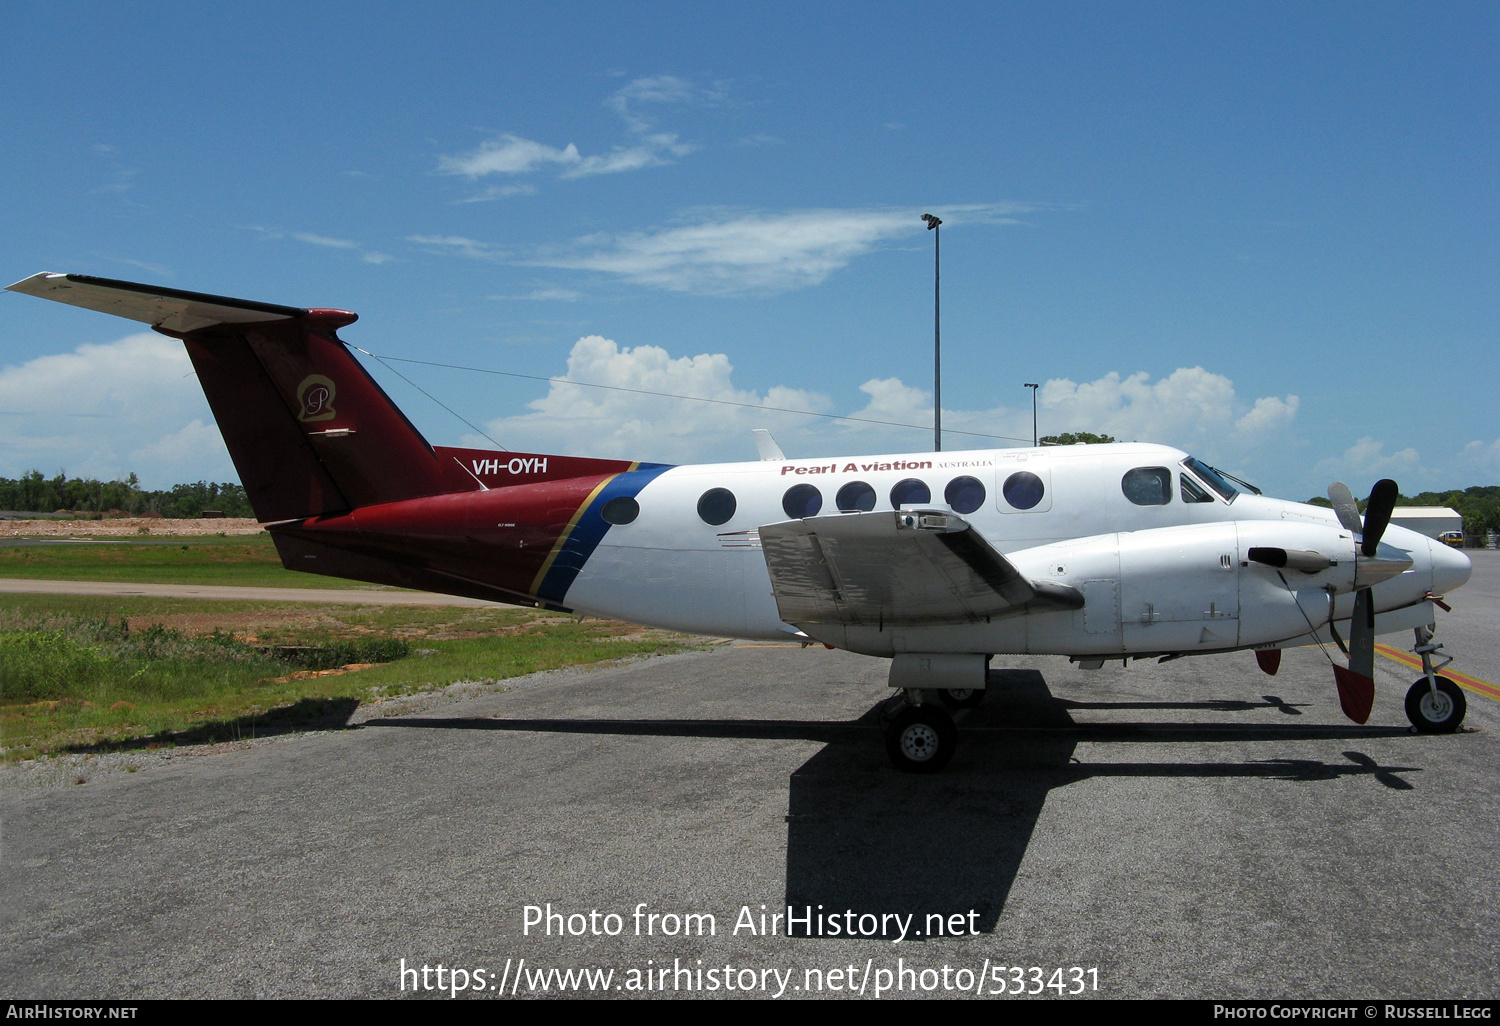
[536,463,672,604]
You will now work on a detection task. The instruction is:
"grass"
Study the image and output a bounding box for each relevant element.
[0,595,700,761]
[0,533,378,589]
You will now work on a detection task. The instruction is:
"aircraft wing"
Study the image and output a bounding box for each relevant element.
[760,510,1083,628]
[6,273,306,334]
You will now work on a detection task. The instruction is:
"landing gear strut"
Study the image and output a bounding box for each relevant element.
[1404,625,1466,733]
[884,690,958,773]
[939,687,986,710]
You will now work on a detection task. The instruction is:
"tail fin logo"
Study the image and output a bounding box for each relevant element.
[296,374,338,422]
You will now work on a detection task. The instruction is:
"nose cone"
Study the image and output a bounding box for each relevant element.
[1429,537,1472,596]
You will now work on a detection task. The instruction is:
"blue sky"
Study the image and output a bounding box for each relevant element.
[2,2,1495,500]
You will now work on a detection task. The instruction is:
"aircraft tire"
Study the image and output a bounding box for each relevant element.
[1405,676,1466,734]
[940,688,985,710]
[885,704,957,773]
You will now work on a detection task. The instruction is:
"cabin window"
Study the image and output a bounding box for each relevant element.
[1180,474,1214,503]
[697,487,737,526]
[782,484,822,519]
[601,496,640,524]
[1002,471,1046,510]
[836,480,877,512]
[945,475,986,515]
[890,478,931,507]
[1122,467,1172,505]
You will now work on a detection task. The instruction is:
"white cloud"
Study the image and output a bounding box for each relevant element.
[606,75,722,133]
[529,205,1030,295]
[483,335,833,463]
[248,226,394,266]
[98,255,173,278]
[1327,436,1422,476]
[480,337,1303,471]
[407,235,507,261]
[487,288,583,302]
[438,135,582,177]
[0,333,234,488]
[292,232,361,250]
[1459,438,1500,474]
[563,135,695,178]
[436,75,717,193]
[1235,394,1300,433]
[455,183,538,204]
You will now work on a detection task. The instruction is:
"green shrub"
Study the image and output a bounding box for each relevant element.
[0,630,110,700]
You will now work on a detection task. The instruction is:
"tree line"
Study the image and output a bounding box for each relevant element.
[1305,485,1500,538]
[0,471,252,519]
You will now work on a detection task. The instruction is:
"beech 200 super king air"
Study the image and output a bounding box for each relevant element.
[7,273,1476,771]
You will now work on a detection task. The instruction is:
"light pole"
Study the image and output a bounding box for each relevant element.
[1024,383,1039,446]
[922,213,942,451]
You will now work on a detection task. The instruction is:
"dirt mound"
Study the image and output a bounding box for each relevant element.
[0,518,265,538]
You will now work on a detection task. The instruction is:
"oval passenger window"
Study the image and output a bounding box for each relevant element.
[1122,467,1172,506]
[697,487,737,526]
[890,478,931,507]
[600,496,640,525]
[945,475,986,515]
[1002,471,1045,510]
[836,481,876,512]
[782,484,822,519]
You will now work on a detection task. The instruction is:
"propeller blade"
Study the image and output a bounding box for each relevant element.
[1349,588,1376,680]
[1332,588,1377,724]
[1361,479,1398,557]
[1328,482,1363,535]
[1332,665,1375,724]
[1255,649,1281,676]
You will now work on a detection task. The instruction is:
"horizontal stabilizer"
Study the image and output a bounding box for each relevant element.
[7,272,309,334]
[760,509,1082,628]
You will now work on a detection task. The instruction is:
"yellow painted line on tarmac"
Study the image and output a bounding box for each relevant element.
[1374,643,1500,702]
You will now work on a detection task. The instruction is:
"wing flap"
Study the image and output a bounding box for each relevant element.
[761,510,1082,627]
[6,273,306,333]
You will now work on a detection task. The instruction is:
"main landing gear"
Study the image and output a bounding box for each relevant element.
[884,685,988,773]
[884,691,959,773]
[882,655,989,772]
[1404,625,1466,733]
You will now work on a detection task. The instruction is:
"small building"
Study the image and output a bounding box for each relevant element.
[1390,507,1462,541]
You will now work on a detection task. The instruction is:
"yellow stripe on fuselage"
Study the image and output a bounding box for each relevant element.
[527,463,639,597]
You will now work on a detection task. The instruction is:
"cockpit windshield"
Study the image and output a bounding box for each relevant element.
[1181,457,1239,502]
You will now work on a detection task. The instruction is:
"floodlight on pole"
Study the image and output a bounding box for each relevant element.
[1024,383,1040,446]
[922,214,942,451]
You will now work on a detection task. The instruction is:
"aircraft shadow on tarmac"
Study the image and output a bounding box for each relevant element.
[367,669,1421,937]
[62,696,362,755]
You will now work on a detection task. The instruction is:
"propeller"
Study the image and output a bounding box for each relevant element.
[1326,478,1399,723]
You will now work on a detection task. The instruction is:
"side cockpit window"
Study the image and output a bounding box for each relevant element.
[1181,456,1239,502]
[1180,474,1215,503]
[1122,467,1172,506]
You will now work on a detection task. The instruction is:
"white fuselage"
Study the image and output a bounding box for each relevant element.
[562,443,1471,660]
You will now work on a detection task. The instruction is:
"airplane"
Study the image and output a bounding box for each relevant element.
[6,272,1476,771]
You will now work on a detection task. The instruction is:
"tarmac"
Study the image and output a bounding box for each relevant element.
[2,552,1496,1000]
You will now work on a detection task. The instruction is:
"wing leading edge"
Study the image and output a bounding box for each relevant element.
[760,510,1083,628]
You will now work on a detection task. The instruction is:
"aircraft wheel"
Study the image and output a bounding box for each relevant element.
[885,704,958,773]
[1405,677,1466,734]
[940,687,985,710]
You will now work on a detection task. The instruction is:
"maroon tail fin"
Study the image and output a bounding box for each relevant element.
[8,273,484,522]
[173,313,460,522]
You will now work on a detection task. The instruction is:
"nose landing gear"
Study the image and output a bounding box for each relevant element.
[1404,625,1466,733]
